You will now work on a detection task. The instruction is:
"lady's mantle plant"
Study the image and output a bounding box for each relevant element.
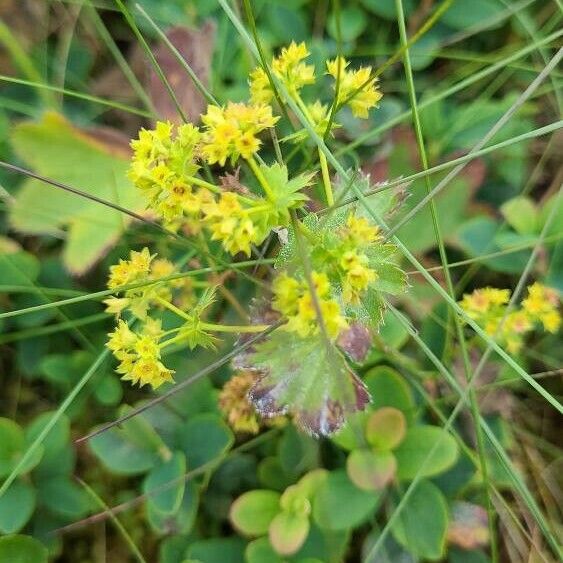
[104,42,408,437]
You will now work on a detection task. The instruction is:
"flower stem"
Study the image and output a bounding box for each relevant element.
[185,175,222,194]
[246,156,275,200]
[293,93,334,206]
[201,322,270,334]
[156,296,191,321]
[318,149,334,206]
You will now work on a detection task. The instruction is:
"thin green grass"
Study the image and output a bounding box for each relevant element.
[394,2,498,558]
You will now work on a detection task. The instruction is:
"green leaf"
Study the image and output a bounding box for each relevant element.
[36,476,90,518]
[365,407,406,450]
[361,0,414,19]
[144,451,186,515]
[186,537,246,563]
[9,112,145,273]
[245,538,284,563]
[269,511,310,556]
[500,196,539,235]
[230,490,281,536]
[147,480,199,536]
[180,414,234,469]
[0,535,48,563]
[0,480,35,534]
[247,330,370,437]
[390,480,449,560]
[0,418,43,479]
[312,469,380,531]
[346,449,396,491]
[327,7,367,42]
[258,162,311,229]
[394,426,459,480]
[364,366,415,420]
[441,0,503,30]
[89,426,159,475]
[0,252,40,286]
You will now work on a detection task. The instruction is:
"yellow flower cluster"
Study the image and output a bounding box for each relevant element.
[128,121,203,225]
[460,283,560,353]
[202,192,265,257]
[326,57,382,118]
[107,319,174,389]
[105,248,186,319]
[273,271,348,339]
[249,41,315,103]
[201,102,279,166]
[522,282,561,333]
[338,215,380,304]
[340,251,377,304]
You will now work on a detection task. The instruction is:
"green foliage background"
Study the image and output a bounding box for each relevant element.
[0,0,561,562]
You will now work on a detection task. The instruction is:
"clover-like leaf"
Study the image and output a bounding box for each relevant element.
[346,448,396,491]
[246,329,371,437]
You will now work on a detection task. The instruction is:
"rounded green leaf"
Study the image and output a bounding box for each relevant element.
[346,449,396,491]
[246,537,284,563]
[147,480,199,536]
[230,490,281,536]
[501,196,538,235]
[180,414,234,469]
[0,419,43,479]
[364,367,415,421]
[394,426,459,481]
[36,476,90,518]
[0,419,24,479]
[390,480,449,560]
[327,7,367,42]
[89,426,159,475]
[269,511,310,556]
[0,481,35,534]
[365,407,406,450]
[186,537,246,563]
[0,535,48,563]
[144,451,186,515]
[312,470,380,531]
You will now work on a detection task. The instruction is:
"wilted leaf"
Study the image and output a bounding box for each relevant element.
[150,23,215,124]
[9,112,146,273]
[447,502,489,550]
[365,407,406,451]
[247,329,371,437]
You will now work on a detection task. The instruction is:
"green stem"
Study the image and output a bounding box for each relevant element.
[186,175,223,194]
[395,1,498,559]
[318,150,335,207]
[246,156,275,200]
[201,322,270,333]
[156,296,191,321]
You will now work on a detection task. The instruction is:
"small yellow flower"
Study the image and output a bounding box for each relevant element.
[340,250,377,304]
[326,57,382,119]
[108,248,154,290]
[344,215,380,245]
[107,320,137,353]
[273,273,301,316]
[201,102,278,166]
[249,41,315,104]
[128,121,202,224]
[539,309,561,333]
